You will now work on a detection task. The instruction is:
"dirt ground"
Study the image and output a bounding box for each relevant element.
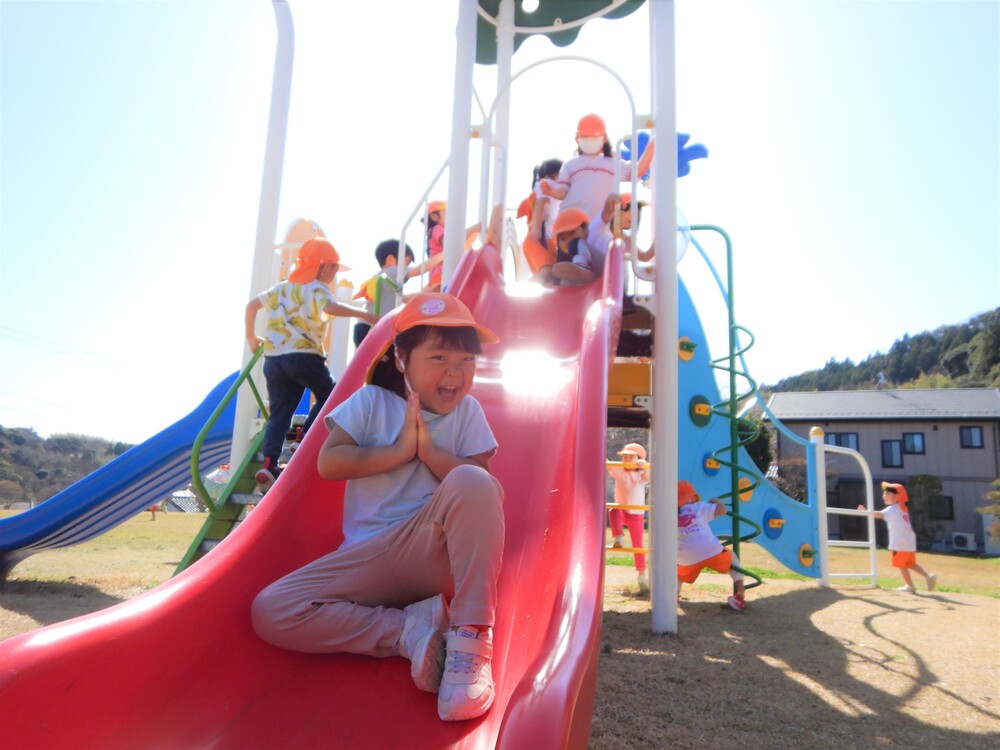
[592,565,1000,749]
[1,546,998,748]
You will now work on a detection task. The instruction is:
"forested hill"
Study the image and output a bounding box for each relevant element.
[0,427,133,507]
[765,308,1000,392]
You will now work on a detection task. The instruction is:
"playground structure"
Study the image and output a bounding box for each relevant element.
[0,2,879,747]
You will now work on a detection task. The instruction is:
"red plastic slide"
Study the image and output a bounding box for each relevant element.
[0,244,624,749]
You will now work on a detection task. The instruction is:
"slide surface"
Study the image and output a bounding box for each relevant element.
[0,242,820,748]
[0,374,237,578]
[0,245,623,749]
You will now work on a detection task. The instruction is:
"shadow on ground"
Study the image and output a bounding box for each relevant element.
[591,584,999,749]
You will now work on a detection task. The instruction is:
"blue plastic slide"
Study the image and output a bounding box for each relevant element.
[0,373,238,578]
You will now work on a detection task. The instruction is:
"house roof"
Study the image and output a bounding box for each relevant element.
[766,388,1000,421]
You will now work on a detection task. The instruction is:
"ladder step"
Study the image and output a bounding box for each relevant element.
[228,493,261,505]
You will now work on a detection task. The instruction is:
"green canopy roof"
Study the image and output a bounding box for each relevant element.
[476,0,646,65]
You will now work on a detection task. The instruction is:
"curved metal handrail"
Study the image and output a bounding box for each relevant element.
[189,348,267,513]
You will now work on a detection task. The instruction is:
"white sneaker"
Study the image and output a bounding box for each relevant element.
[399,595,450,692]
[895,584,916,593]
[437,627,494,721]
[636,570,649,593]
[612,534,625,548]
[927,573,937,592]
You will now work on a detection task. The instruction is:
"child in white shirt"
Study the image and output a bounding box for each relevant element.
[251,293,504,722]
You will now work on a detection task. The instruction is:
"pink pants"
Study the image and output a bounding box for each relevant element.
[609,508,646,572]
[251,464,504,658]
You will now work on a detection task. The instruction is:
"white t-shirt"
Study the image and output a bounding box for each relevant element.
[607,465,648,516]
[554,153,634,224]
[326,385,498,544]
[677,501,724,566]
[882,503,917,552]
[533,182,561,241]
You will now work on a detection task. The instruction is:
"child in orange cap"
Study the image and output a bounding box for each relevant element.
[245,237,379,486]
[539,113,655,233]
[858,482,937,593]
[607,442,651,592]
[676,480,747,611]
[251,293,503,723]
[532,206,605,285]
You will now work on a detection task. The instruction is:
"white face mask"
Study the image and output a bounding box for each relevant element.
[577,136,605,155]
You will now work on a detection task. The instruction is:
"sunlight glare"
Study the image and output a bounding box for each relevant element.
[500,349,573,396]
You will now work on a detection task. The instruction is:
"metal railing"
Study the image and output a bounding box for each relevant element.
[189,347,267,514]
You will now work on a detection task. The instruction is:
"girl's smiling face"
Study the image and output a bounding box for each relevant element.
[398,332,477,414]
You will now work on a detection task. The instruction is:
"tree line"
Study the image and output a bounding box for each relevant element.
[765,307,1000,392]
[0,427,133,508]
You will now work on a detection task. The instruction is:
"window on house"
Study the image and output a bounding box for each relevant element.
[960,426,984,449]
[930,495,954,521]
[881,440,903,468]
[824,432,859,451]
[903,432,925,454]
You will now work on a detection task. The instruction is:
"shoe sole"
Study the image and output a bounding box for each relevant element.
[438,690,494,722]
[410,596,449,693]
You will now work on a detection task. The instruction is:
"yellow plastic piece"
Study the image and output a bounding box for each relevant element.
[608,360,651,404]
[768,518,785,529]
[738,476,754,501]
[799,543,815,567]
[678,336,696,362]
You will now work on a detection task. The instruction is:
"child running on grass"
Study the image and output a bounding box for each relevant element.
[251,293,504,722]
[858,481,938,593]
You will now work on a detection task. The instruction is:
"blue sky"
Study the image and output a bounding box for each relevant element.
[2,0,998,443]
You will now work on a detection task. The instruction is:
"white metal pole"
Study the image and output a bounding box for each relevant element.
[649,0,679,634]
[442,0,479,287]
[811,427,831,587]
[231,0,294,468]
[327,280,353,381]
[491,0,514,221]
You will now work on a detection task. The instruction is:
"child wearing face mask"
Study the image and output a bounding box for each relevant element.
[540,114,656,239]
[251,293,504,723]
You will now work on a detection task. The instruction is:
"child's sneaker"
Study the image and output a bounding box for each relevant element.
[895,584,916,593]
[636,570,649,594]
[398,594,450,693]
[927,573,937,591]
[727,594,746,612]
[611,534,625,548]
[437,627,494,721]
[254,458,282,488]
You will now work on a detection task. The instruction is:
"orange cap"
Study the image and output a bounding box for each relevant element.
[576,113,606,138]
[289,237,350,283]
[881,481,908,505]
[428,200,446,214]
[617,443,647,460]
[551,207,589,236]
[365,293,498,383]
[677,480,699,506]
[619,193,648,207]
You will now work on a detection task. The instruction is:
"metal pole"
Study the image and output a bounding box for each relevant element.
[491,0,514,222]
[231,0,294,468]
[442,0,479,287]
[649,0,679,635]
[811,427,831,587]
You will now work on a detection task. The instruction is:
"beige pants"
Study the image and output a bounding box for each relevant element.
[251,464,504,658]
